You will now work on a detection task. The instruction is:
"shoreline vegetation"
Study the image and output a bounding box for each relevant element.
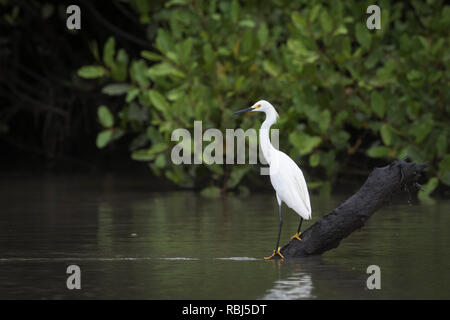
[1,1,448,201]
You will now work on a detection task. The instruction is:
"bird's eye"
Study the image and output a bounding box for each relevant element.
[253,104,261,109]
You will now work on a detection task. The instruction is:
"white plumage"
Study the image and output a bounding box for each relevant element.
[234,100,312,259]
[270,151,311,220]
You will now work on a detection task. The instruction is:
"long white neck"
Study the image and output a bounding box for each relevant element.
[259,110,278,165]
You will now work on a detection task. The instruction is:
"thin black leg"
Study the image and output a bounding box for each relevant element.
[275,204,282,250]
[297,217,303,234]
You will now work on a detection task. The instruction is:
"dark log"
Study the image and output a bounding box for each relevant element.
[280,157,427,259]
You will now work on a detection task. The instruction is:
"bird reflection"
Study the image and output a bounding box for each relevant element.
[262,272,314,299]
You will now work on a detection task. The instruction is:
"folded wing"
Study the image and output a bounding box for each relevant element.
[270,151,312,219]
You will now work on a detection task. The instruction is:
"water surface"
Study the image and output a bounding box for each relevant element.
[0,174,449,299]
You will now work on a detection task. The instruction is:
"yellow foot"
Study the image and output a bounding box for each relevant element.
[290,232,302,241]
[264,247,285,260]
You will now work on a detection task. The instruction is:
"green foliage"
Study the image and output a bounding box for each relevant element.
[98,105,114,128]
[96,130,113,149]
[77,66,107,79]
[78,0,449,198]
[418,177,439,204]
[96,105,123,149]
[200,186,222,198]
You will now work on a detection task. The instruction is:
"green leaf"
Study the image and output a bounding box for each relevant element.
[165,0,189,7]
[131,149,156,161]
[98,105,114,128]
[131,143,167,162]
[149,90,170,112]
[309,153,320,167]
[148,143,167,154]
[166,84,187,101]
[405,145,427,163]
[130,60,150,87]
[371,91,385,118]
[407,70,422,82]
[333,25,348,36]
[258,22,269,46]
[200,186,221,198]
[102,83,129,96]
[262,60,281,77]
[96,130,113,149]
[367,145,390,158]
[310,4,321,23]
[77,66,106,79]
[126,88,140,103]
[418,177,438,203]
[320,10,333,34]
[231,0,240,23]
[103,37,116,68]
[141,50,164,61]
[287,39,307,55]
[166,51,179,64]
[111,128,125,141]
[154,154,167,168]
[380,124,392,146]
[203,43,215,65]
[148,63,175,77]
[289,132,322,155]
[331,130,350,149]
[178,37,193,63]
[111,49,129,82]
[239,20,255,28]
[334,110,349,126]
[411,114,433,143]
[355,24,371,49]
[318,110,331,132]
[156,29,172,54]
[148,62,185,78]
[291,12,306,30]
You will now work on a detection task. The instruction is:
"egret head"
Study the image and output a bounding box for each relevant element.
[233,100,278,116]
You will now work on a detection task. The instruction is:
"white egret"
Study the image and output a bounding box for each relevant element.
[234,100,312,259]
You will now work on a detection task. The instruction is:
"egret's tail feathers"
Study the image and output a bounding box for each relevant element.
[293,207,311,220]
[306,211,312,220]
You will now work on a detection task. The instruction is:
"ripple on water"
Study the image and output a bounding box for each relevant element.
[215,257,260,261]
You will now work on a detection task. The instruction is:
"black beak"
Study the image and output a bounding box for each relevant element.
[233,107,253,115]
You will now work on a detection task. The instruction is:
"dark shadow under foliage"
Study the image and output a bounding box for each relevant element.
[0,0,164,172]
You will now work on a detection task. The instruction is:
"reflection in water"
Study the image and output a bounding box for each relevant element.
[216,257,259,261]
[0,174,449,299]
[263,273,314,299]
